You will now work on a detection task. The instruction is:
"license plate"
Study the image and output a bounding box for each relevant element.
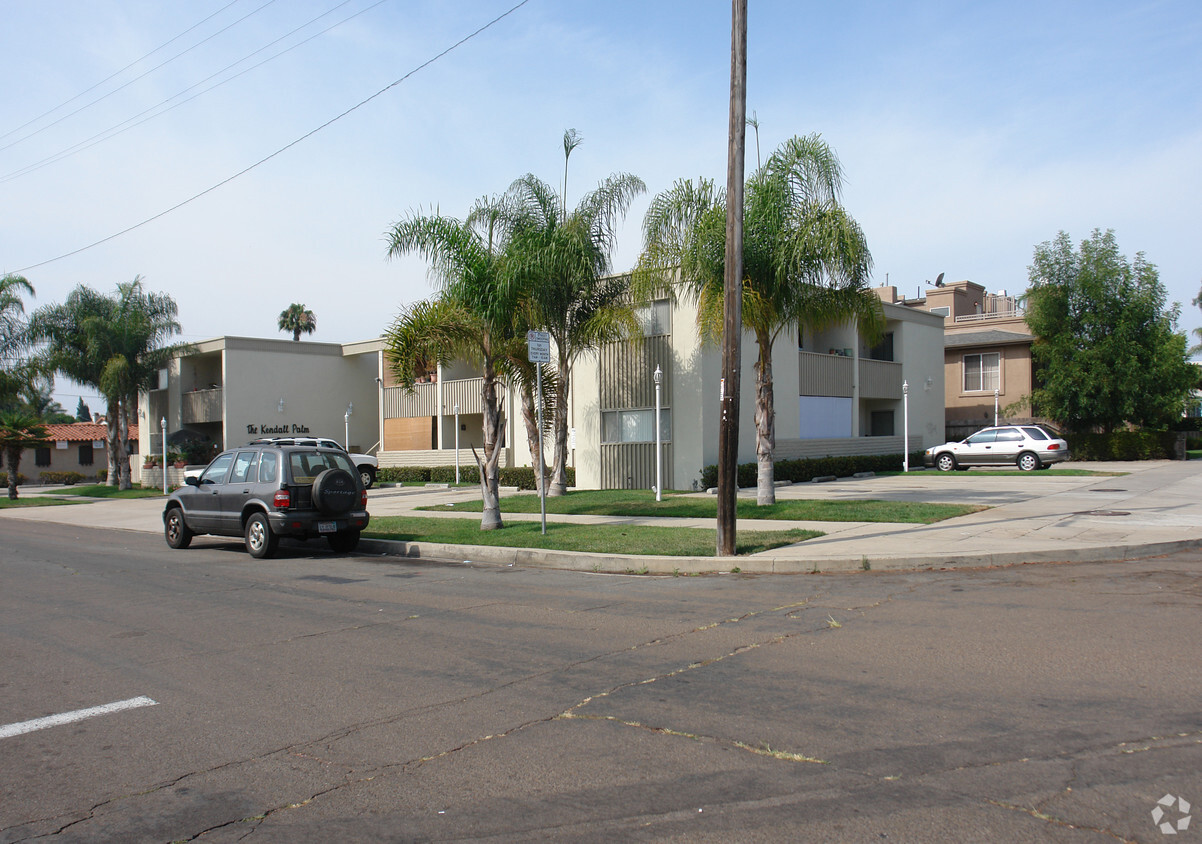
[318,521,337,533]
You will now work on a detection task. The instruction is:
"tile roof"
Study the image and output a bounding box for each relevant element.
[43,422,140,442]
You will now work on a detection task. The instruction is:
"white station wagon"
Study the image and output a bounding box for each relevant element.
[923,425,1070,472]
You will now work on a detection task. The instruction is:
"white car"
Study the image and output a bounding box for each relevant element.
[248,437,378,488]
[923,425,1070,472]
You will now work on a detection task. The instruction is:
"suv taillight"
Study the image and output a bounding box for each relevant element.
[273,489,291,509]
[360,489,368,508]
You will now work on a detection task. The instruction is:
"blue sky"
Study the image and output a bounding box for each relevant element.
[2,1,1199,410]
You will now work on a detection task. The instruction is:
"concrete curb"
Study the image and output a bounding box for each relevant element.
[357,536,1202,575]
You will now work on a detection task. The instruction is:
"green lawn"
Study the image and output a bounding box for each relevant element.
[51,484,166,499]
[420,489,980,524]
[0,496,80,509]
[364,515,821,557]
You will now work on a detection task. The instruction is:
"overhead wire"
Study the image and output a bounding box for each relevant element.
[0,0,244,144]
[1,0,389,184]
[11,0,533,275]
[0,0,282,154]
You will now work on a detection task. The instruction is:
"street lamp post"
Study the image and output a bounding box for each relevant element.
[344,402,353,450]
[161,416,168,493]
[454,403,460,485]
[902,381,909,473]
[994,388,999,427]
[653,365,663,501]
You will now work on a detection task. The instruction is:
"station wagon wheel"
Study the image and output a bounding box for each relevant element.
[245,512,278,558]
[1017,451,1041,472]
[935,453,957,472]
[164,507,193,549]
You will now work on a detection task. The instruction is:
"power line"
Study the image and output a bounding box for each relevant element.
[1,0,389,184]
[0,0,282,154]
[0,0,244,144]
[11,0,532,275]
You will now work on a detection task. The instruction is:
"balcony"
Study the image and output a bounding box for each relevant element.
[798,351,903,400]
[181,388,223,424]
[384,377,487,419]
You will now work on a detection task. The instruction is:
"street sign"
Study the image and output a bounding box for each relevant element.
[526,330,550,363]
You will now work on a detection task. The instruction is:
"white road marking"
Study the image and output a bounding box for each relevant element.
[0,696,158,739]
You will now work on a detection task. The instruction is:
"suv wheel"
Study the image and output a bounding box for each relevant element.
[359,465,375,490]
[1017,452,1041,472]
[165,507,193,549]
[328,529,361,553]
[935,453,957,472]
[245,512,279,558]
[312,468,358,515]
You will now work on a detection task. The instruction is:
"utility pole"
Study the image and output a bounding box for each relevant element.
[717,0,747,557]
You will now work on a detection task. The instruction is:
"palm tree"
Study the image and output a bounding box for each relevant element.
[503,168,646,495]
[31,278,186,489]
[637,134,882,505]
[384,200,519,530]
[1,274,36,407]
[0,410,48,499]
[278,303,317,341]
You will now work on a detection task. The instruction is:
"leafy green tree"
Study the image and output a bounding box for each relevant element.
[637,134,881,505]
[504,160,646,496]
[278,303,316,341]
[31,278,186,488]
[1025,230,1195,432]
[0,410,48,499]
[1190,281,1202,358]
[76,397,92,422]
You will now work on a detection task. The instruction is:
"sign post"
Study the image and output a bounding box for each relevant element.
[526,331,551,535]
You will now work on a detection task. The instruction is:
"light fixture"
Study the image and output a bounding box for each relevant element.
[277,398,285,413]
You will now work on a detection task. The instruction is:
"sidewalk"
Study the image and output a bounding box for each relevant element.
[2,461,1199,574]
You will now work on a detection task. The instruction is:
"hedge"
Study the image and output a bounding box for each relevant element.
[1066,430,1180,461]
[0,471,28,487]
[379,465,576,491]
[39,471,86,485]
[700,452,922,489]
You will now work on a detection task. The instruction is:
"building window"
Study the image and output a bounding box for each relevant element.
[35,447,51,467]
[930,306,950,317]
[963,352,1000,392]
[868,332,894,362]
[602,408,672,443]
[635,299,671,337]
[79,443,94,466]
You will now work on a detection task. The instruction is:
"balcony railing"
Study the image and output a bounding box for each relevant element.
[181,388,222,424]
[798,351,902,400]
[384,377,487,419]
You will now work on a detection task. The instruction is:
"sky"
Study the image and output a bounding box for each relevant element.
[3,0,1200,413]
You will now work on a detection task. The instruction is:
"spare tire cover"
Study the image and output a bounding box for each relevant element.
[312,468,357,515]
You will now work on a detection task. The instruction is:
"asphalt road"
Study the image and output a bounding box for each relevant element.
[2,521,1199,843]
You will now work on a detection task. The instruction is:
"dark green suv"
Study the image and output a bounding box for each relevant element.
[163,441,370,558]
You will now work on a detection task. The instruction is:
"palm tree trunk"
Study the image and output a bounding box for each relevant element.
[754,332,776,506]
[518,380,544,495]
[117,398,132,490]
[477,368,504,530]
[547,358,570,496]
[105,408,120,487]
[5,446,19,500]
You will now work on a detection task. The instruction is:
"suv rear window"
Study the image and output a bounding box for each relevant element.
[288,450,356,484]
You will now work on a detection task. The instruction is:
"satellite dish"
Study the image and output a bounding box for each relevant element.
[934,272,946,287]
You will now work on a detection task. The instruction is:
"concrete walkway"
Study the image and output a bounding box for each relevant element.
[3,460,1199,574]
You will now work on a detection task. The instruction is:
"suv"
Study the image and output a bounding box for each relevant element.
[248,436,378,489]
[923,425,1070,472]
[163,442,370,558]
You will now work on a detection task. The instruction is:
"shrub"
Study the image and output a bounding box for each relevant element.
[699,452,919,489]
[380,465,576,490]
[39,471,86,485]
[1067,430,1179,461]
[97,469,107,482]
[0,471,27,487]
[378,466,431,484]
